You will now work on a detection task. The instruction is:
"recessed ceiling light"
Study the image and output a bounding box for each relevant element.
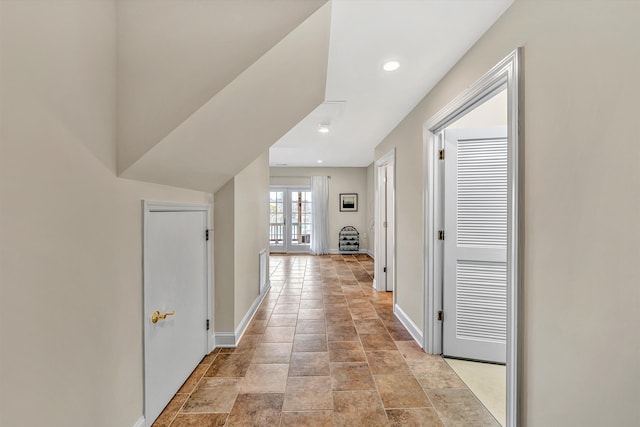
[317,160,323,164]
[317,124,330,134]
[383,60,400,72]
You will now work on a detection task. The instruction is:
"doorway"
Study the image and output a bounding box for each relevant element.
[143,201,212,426]
[269,187,312,253]
[423,49,522,426]
[375,149,395,293]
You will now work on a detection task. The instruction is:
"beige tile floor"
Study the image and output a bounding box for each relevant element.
[444,358,506,426]
[153,254,500,426]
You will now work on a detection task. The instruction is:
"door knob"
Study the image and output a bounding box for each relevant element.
[151,310,175,323]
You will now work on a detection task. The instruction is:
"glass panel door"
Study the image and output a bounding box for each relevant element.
[269,188,312,253]
[288,190,312,252]
[269,190,285,252]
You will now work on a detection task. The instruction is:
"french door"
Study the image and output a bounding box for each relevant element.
[269,188,312,253]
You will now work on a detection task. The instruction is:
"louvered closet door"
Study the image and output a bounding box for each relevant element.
[442,127,507,364]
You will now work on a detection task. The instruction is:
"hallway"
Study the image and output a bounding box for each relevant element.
[154,255,499,426]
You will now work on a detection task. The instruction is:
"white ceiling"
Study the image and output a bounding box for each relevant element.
[269,0,514,167]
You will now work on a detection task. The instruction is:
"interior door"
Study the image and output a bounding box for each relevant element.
[442,127,507,364]
[144,207,209,425]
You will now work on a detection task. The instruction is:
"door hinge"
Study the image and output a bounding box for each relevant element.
[205,229,210,241]
[437,310,443,321]
[383,267,387,273]
[438,230,445,240]
[206,319,210,330]
[438,149,445,160]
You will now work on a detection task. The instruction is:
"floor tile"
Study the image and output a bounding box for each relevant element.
[360,333,398,351]
[426,388,500,426]
[288,352,330,376]
[395,340,441,362]
[354,319,388,334]
[177,364,208,394]
[283,376,333,411]
[292,333,328,352]
[251,342,292,364]
[226,393,284,426]
[333,390,387,427]
[267,314,298,327]
[374,375,431,408]
[273,303,300,314]
[386,408,444,426]
[328,341,367,362]
[262,326,295,343]
[204,352,253,377]
[409,360,466,389]
[366,351,411,375]
[181,377,241,413]
[280,411,334,427]
[152,394,187,427]
[296,320,326,334]
[298,308,325,320]
[240,363,289,393]
[330,362,376,391]
[327,325,359,342]
[169,413,227,427]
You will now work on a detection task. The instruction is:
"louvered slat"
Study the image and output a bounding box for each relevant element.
[457,137,508,248]
[456,261,507,343]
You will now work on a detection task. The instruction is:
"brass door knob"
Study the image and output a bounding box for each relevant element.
[151,310,175,323]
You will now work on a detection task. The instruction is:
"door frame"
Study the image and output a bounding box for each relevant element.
[422,48,522,426]
[375,148,396,294]
[142,201,213,425]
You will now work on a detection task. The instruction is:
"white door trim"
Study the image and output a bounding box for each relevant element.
[422,48,522,427]
[375,148,396,297]
[142,200,213,425]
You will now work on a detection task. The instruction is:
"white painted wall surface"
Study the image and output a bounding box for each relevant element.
[0,2,212,426]
[375,0,640,425]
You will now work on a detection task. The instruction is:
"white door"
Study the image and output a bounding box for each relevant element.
[376,152,395,293]
[442,127,507,364]
[382,164,394,291]
[269,188,312,253]
[144,205,210,425]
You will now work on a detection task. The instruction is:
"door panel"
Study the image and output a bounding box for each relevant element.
[145,209,208,424]
[443,127,507,364]
[270,191,285,252]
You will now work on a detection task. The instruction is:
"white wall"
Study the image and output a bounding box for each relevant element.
[0,2,213,426]
[270,167,370,251]
[214,153,270,333]
[375,0,640,425]
[234,152,270,327]
[214,179,235,332]
[366,163,375,256]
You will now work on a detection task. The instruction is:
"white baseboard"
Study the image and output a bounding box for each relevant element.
[394,304,424,346]
[372,278,377,289]
[328,249,369,255]
[215,282,272,348]
[132,416,145,427]
[235,282,271,345]
[214,332,236,347]
[366,249,374,259]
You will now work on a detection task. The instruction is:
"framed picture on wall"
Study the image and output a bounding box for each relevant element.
[339,193,358,212]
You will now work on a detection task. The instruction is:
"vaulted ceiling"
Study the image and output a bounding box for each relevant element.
[115,0,513,193]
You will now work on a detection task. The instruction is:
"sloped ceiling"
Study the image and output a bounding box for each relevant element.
[116,0,327,176]
[119,2,332,192]
[269,0,514,167]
